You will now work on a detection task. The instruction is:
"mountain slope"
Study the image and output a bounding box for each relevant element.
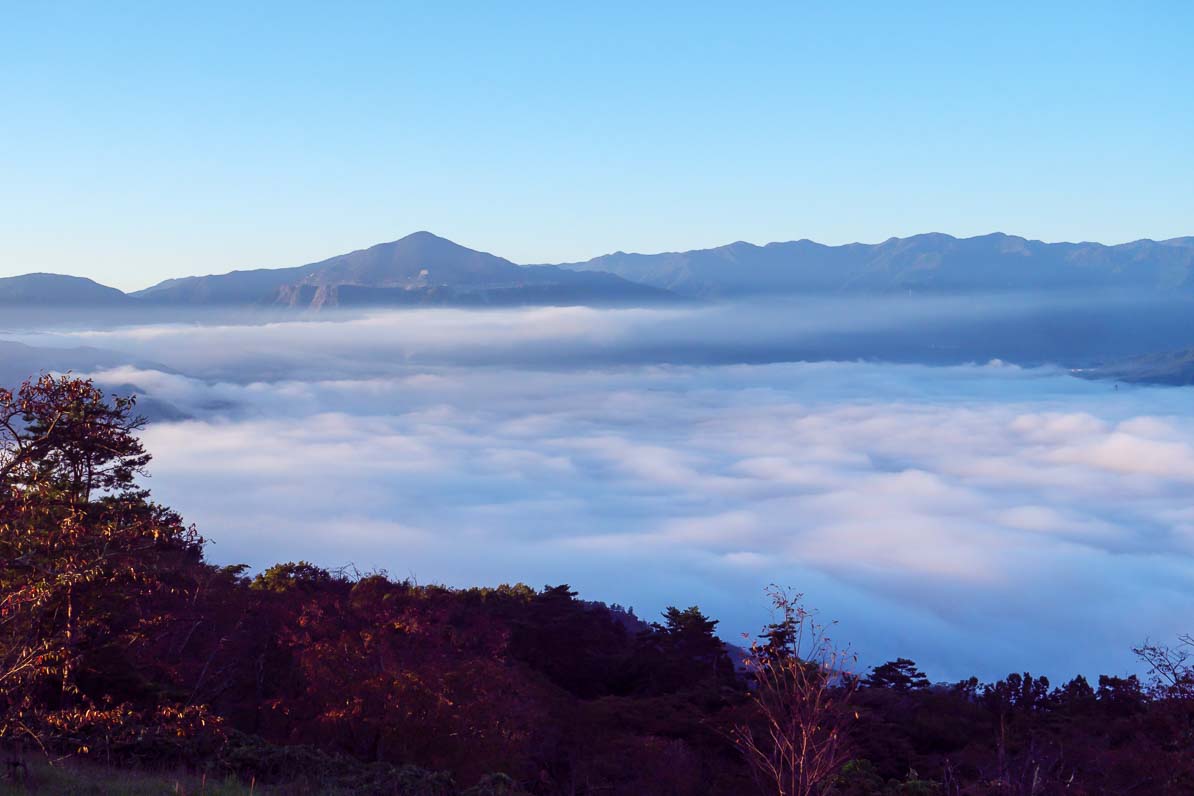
[133,232,675,308]
[553,233,1194,298]
[0,340,187,420]
[131,263,313,306]
[1078,348,1194,386]
[0,273,128,305]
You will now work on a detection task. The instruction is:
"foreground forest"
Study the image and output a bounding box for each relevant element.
[3,376,1194,795]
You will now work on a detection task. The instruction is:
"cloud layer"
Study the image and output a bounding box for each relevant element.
[14,304,1194,681]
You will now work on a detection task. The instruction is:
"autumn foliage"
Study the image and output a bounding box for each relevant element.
[3,375,1194,794]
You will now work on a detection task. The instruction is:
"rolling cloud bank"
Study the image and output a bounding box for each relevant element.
[8,302,1194,681]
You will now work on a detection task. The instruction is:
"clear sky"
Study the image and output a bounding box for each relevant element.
[3,1,1192,291]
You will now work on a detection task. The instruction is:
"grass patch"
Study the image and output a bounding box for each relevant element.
[0,756,251,795]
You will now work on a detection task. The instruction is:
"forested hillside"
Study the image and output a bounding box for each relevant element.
[2,376,1193,795]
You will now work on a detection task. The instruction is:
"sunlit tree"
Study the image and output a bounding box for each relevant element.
[0,375,203,742]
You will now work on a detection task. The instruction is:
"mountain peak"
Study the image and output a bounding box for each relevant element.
[391,230,472,248]
[399,230,449,243]
[131,232,673,308]
[361,231,493,260]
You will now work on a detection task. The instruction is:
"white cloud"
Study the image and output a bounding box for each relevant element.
[11,304,1191,682]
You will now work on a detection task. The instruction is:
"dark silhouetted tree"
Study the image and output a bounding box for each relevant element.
[862,659,930,692]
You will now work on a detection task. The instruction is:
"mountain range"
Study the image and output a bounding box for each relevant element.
[551,232,1194,298]
[3,231,1194,309]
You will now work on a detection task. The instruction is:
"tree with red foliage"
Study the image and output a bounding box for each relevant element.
[0,375,210,753]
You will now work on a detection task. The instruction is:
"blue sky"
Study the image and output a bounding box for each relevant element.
[3,1,1192,290]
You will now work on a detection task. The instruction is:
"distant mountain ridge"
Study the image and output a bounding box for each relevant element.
[551,232,1194,298]
[0,273,129,305]
[1079,348,1194,386]
[131,232,673,308]
[5,231,1194,309]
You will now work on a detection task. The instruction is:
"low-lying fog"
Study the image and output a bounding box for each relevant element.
[7,297,1194,682]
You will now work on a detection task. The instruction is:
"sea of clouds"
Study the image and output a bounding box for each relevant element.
[10,303,1194,682]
